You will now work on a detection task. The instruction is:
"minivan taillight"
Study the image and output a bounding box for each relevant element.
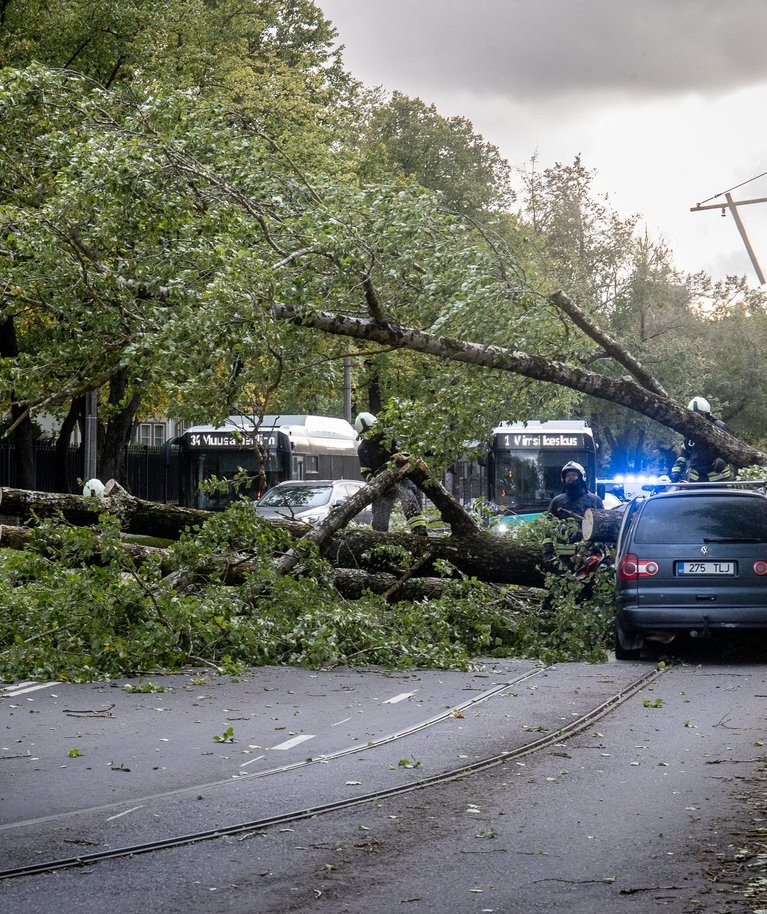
[619,553,659,580]
[754,561,767,576]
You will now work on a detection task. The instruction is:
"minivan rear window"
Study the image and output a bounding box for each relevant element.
[634,495,767,544]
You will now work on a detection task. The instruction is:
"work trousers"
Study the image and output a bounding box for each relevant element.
[372,479,427,534]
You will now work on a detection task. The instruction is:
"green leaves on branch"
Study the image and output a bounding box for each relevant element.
[0,503,615,681]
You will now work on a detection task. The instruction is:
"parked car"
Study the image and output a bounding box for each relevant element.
[253,479,372,527]
[614,485,767,659]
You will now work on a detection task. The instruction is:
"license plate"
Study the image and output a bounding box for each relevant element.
[676,561,735,575]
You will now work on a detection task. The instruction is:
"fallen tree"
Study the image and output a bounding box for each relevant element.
[0,463,618,682]
[0,462,546,588]
[0,524,494,601]
[0,481,211,540]
[582,506,626,544]
[272,295,767,470]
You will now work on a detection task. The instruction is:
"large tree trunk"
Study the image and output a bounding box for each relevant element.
[272,299,767,469]
[0,483,211,538]
[582,506,627,543]
[99,368,143,485]
[322,526,544,586]
[54,396,84,493]
[0,309,36,489]
[0,481,546,587]
[9,404,35,490]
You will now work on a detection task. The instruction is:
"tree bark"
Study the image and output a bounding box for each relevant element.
[271,299,767,469]
[582,506,627,543]
[0,484,545,587]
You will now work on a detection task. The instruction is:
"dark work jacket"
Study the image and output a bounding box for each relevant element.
[674,415,731,480]
[358,432,396,480]
[547,484,603,530]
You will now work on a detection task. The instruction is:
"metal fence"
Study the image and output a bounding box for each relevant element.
[0,444,179,503]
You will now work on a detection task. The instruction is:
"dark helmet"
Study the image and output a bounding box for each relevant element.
[354,412,377,435]
[561,460,586,482]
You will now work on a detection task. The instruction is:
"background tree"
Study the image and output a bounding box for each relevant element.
[358,90,513,218]
[516,154,767,475]
[3,4,767,495]
[0,0,350,489]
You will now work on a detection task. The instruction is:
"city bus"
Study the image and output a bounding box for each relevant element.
[452,420,599,526]
[167,415,361,510]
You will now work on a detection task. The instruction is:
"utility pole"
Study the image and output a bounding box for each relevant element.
[690,192,767,285]
[83,389,98,481]
[343,356,353,423]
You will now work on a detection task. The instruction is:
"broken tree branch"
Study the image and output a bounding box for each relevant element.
[271,300,765,468]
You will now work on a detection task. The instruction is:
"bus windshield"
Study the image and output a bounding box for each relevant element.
[493,448,594,513]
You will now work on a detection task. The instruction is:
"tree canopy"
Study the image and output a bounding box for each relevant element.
[2,0,767,484]
[4,1,767,681]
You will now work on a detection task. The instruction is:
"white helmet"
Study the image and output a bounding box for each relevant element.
[354,412,377,434]
[688,396,711,414]
[561,460,586,481]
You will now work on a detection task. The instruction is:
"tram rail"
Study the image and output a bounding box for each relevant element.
[0,665,664,881]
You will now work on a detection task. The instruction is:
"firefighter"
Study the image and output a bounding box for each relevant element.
[354,412,428,535]
[547,461,604,533]
[544,461,604,572]
[670,396,735,483]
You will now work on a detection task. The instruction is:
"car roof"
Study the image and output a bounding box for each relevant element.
[270,479,362,487]
[638,487,766,503]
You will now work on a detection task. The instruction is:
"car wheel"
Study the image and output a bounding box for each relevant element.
[614,618,643,660]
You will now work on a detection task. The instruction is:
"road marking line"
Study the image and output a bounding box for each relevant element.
[239,755,265,767]
[106,806,144,822]
[270,734,315,751]
[383,691,417,704]
[332,717,351,726]
[2,683,56,697]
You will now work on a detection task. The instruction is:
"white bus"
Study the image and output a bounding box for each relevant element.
[169,415,361,510]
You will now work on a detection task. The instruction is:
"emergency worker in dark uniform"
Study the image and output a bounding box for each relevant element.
[544,461,604,571]
[670,396,735,483]
[354,412,428,536]
[547,461,604,531]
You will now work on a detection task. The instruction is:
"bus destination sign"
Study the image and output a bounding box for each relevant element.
[183,430,280,450]
[495,433,585,449]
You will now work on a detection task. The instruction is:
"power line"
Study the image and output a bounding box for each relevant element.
[697,169,767,207]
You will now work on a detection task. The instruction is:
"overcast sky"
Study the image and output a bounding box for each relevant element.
[317,0,767,284]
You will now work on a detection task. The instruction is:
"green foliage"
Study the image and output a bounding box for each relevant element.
[359,91,513,217]
[493,564,614,665]
[0,63,554,462]
[736,465,767,483]
[0,0,346,107]
[489,517,615,663]
[123,680,167,693]
[0,504,617,681]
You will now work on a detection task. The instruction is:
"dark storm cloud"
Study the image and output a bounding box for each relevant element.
[319,0,767,100]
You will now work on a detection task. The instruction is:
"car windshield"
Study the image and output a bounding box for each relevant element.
[634,495,767,544]
[257,485,332,509]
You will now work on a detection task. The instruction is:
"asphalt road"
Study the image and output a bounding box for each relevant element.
[2,649,766,913]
